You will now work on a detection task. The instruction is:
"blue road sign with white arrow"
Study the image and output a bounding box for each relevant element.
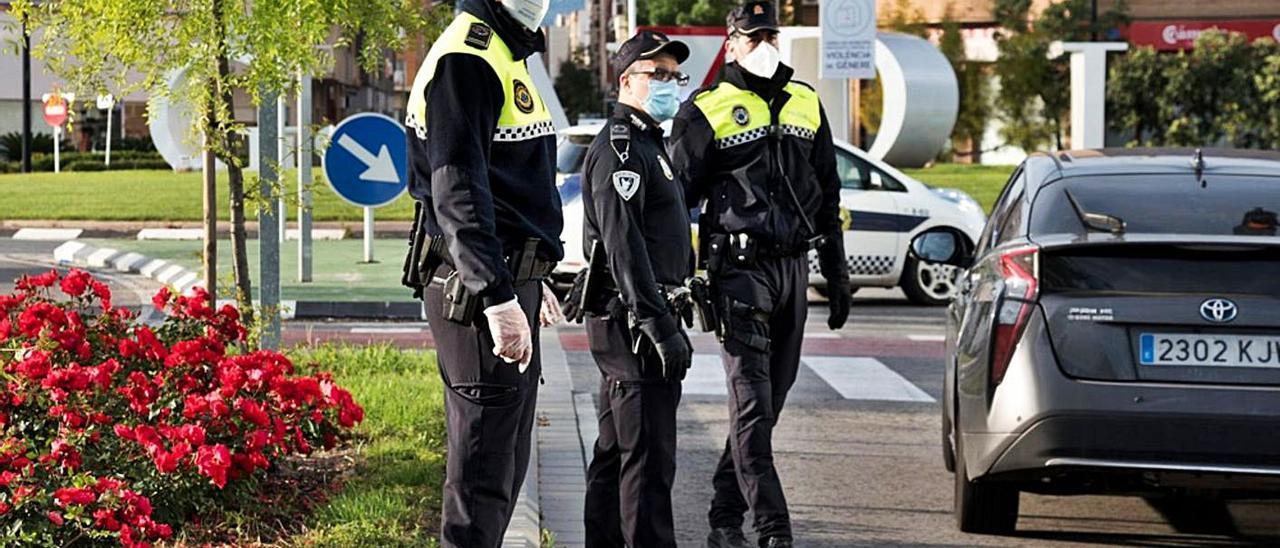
[323,112,408,208]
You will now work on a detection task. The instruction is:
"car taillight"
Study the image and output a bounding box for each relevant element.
[991,246,1039,385]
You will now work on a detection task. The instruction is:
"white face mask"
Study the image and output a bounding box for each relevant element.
[738,40,780,78]
[501,0,550,32]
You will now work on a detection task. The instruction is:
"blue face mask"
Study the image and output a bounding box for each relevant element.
[643,80,680,122]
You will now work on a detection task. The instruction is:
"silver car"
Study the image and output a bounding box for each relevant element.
[914,148,1280,534]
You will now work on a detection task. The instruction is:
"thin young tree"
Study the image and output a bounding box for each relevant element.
[14,0,445,321]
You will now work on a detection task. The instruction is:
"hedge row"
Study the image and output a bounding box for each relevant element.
[0,152,169,174]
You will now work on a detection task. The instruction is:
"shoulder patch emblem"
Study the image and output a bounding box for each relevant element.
[732,105,750,126]
[612,170,642,201]
[513,80,535,114]
[657,155,674,181]
[465,23,492,50]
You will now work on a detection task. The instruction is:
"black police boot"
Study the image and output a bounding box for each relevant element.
[707,526,752,548]
[761,537,793,548]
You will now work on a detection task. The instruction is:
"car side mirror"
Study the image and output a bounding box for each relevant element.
[909,228,974,268]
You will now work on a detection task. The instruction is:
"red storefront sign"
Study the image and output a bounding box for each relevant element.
[1121,20,1280,51]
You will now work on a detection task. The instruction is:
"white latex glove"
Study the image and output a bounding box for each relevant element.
[539,282,564,327]
[484,298,533,372]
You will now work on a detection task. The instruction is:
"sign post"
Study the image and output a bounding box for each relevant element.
[322,113,408,265]
[297,74,314,283]
[97,94,116,167]
[258,93,282,350]
[42,91,72,173]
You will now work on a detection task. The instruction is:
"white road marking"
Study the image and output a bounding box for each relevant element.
[803,357,935,402]
[684,354,729,396]
[350,327,424,334]
[907,334,946,342]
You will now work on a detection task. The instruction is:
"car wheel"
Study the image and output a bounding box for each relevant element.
[901,254,960,306]
[954,435,1019,535]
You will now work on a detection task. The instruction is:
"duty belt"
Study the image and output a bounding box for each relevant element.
[719,232,826,261]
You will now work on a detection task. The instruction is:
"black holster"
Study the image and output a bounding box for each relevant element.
[440,237,547,326]
[402,202,447,300]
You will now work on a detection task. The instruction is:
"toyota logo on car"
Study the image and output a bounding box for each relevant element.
[1199,298,1238,323]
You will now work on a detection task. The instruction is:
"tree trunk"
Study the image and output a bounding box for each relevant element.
[212,0,254,325]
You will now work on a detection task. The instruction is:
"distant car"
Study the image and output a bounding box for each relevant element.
[917,148,1280,535]
[554,123,987,305]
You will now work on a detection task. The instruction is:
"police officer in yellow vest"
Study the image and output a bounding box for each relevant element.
[668,3,852,547]
[403,0,562,545]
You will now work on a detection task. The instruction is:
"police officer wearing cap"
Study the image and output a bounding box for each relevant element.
[669,2,852,547]
[402,0,564,544]
[571,30,694,548]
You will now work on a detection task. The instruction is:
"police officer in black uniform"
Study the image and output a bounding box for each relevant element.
[572,31,694,548]
[668,3,852,547]
[401,0,562,545]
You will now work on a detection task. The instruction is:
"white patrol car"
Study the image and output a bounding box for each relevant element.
[553,123,986,305]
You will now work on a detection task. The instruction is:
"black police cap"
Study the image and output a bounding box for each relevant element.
[611,30,691,74]
[726,1,779,35]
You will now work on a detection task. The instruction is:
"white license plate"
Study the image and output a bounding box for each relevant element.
[1139,333,1280,367]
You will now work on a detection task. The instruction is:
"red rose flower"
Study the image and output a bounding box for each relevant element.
[54,486,97,506]
[59,269,91,297]
[47,511,65,526]
[195,444,231,488]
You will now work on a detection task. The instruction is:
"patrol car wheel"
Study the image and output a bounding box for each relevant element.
[901,255,959,306]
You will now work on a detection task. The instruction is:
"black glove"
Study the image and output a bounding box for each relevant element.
[816,232,851,330]
[561,269,588,323]
[640,315,691,382]
[653,331,693,382]
[825,276,852,330]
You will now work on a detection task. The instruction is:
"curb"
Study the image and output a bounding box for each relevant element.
[52,240,426,320]
[54,240,205,296]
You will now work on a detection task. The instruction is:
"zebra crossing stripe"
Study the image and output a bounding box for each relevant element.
[682,354,933,402]
[803,357,934,402]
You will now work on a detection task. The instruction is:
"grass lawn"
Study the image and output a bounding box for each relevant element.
[83,238,411,302]
[1,164,1015,221]
[289,344,445,546]
[0,170,416,222]
[903,164,1015,213]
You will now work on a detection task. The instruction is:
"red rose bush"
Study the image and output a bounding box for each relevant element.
[0,270,364,547]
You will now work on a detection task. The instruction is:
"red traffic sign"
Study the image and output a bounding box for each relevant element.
[43,93,68,127]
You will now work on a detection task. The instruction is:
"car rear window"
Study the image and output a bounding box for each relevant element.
[1031,174,1280,237]
[1041,245,1280,295]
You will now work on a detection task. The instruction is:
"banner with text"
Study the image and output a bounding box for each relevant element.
[820,0,876,80]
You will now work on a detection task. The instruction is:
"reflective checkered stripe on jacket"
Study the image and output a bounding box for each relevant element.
[405,12,553,143]
[693,80,821,150]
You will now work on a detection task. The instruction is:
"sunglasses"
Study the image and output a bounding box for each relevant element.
[627,68,691,87]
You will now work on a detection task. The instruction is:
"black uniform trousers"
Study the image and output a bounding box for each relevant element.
[583,313,682,548]
[707,255,808,541]
[425,280,543,548]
